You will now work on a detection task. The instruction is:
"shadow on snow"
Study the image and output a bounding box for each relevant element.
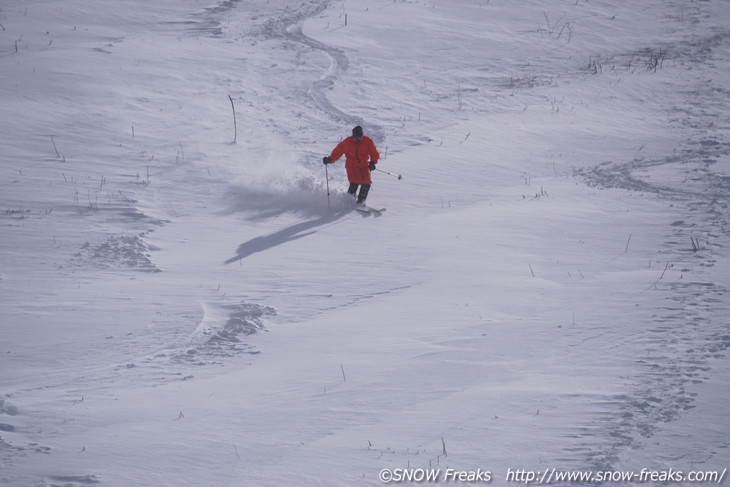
[224,208,352,264]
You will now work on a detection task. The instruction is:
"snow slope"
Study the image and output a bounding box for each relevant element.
[1,0,729,485]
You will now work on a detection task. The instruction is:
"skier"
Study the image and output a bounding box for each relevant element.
[323,125,379,205]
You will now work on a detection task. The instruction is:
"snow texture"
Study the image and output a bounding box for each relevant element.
[1,0,729,486]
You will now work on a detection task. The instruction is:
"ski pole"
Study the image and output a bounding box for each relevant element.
[325,162,331,209]
[375,167,403,180]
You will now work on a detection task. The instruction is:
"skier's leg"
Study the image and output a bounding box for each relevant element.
[347,183,359,197]
[357,184,370,204]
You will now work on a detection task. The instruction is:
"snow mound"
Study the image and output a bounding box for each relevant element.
[0,399,18,416]
[206,302,275,343]
[174,302,277,365]
[72,234,160,272]
[43,474,99,486]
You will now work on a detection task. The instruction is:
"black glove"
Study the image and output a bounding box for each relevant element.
[369,161,376,171]
[323,156,332,165]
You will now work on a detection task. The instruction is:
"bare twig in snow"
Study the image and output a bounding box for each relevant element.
[228,95,237,143]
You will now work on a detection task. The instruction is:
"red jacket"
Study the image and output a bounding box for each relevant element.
[329,136,379,185]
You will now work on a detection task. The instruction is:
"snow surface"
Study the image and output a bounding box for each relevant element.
[1,0,729,485]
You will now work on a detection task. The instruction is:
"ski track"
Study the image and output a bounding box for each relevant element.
[0,0,395,434]
[1,0,729,484]
[570,3,730,473]
[182,0,730,476]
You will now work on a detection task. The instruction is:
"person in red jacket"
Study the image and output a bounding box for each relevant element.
[323,125,379,205]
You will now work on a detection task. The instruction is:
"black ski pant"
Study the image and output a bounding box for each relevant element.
[348,183,370,203]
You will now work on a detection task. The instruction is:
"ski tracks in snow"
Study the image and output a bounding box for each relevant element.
[572,6,730,472]
[119,1,391,376]
[194,2,730,473]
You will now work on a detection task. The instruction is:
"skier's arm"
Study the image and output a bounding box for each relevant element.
[369,140,380,164]
[329,140,347,163]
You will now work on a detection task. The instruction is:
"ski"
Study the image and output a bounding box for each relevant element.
[355,205,386,216]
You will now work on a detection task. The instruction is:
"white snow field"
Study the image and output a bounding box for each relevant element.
[1,0,729,485]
